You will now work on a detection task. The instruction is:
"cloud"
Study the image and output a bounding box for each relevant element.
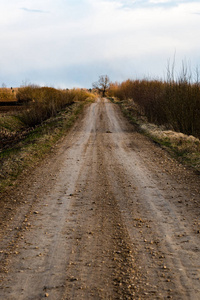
[0,0,200,87]
[107,0,200,10]
[20,7,49,14]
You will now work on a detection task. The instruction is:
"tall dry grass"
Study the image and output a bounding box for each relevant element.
[108,71,200,138]
[0,87,16,102]
[17,86,93,127]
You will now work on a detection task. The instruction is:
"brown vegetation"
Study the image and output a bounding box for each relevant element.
[16,86,94,127]
[108,78,200,139]
[0,86,95,152]
[0,87,17,104]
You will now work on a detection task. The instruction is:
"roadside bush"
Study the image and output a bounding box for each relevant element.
[16,85,39,104]
[17,86,93,127]
[109,76,200,138]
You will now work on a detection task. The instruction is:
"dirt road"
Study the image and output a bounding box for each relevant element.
[0,98,200,299]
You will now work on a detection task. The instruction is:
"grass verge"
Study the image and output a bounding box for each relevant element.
[0,102,86,192]
[110,98,200,173]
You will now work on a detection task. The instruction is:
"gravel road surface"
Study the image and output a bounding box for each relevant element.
[0,98,200,299]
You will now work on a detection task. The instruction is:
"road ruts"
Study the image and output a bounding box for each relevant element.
[0,98,199,299]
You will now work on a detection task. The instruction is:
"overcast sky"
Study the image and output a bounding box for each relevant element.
[0,0,200,88]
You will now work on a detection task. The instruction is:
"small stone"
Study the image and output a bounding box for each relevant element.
[69,276,78,282]
[163,265,167,269]
[45,293,49,297]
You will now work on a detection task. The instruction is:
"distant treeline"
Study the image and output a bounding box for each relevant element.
[108,76,200,139]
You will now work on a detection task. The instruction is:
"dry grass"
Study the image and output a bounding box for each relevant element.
[109,78,200,139]
[112,98,200,171]
[16,86,94,127]
[0,88,17,102]
[141,123,200,171]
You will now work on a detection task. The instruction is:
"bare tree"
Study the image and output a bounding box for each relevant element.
[92,75,110,97]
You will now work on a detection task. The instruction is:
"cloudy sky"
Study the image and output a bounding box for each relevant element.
[0,0,200,88]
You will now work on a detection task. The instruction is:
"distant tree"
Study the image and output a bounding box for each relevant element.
[92,75,110,97]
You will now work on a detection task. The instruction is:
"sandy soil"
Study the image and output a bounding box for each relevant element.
[0,98,199,299]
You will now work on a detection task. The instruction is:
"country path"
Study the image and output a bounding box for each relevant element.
[0,98,199,299]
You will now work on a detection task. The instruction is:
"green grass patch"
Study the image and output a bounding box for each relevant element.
[0,115,24,132]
